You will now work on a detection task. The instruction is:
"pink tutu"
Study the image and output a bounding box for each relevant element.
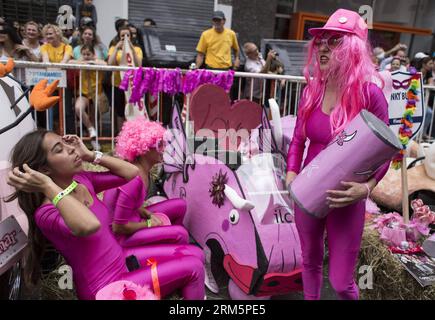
[95,280,158,300]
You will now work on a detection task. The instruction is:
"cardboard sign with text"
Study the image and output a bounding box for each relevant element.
[0,215,28,276]
[25,68,67,88]
[388,71,424,139]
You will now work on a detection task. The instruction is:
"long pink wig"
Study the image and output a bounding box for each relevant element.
[115,118,166,162]
[299,32,383,137]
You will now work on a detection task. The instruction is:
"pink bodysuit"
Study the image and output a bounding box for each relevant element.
[286,83,390,300]
[35,171,205,300]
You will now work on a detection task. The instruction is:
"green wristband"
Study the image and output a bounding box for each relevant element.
[147,218,152,228]
[52,181,78,207]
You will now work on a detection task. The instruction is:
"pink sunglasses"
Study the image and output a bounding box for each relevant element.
[313,34,343,50]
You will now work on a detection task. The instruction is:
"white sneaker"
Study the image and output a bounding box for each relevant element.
[204,247,219,294]
[88,127,97,139]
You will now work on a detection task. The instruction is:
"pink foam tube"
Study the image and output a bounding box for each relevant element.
[290,110,401,218]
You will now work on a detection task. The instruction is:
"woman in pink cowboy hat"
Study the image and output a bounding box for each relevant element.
[286,9,391,300]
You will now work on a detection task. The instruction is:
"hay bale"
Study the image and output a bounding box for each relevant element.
[39,265,77,300]
[358,223,435,300]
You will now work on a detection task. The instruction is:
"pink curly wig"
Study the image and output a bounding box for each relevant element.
[299,31,383,137]
[115,118,166,162]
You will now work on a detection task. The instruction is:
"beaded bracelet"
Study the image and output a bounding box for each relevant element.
[52,181,78,207]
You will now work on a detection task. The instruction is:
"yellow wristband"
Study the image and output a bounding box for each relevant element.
[52,181,78,207]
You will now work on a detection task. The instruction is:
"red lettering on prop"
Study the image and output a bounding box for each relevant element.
[0,231,18,254]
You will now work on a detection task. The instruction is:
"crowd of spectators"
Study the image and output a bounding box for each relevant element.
[0,1,151,146]
[372,42,434,138]
[1,3,434,141]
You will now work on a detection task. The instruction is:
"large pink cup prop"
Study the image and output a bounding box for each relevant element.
[289,110,402,219]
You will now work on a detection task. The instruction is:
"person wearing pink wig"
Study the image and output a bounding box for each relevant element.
[103,117,187,245]
[285,9,390,300]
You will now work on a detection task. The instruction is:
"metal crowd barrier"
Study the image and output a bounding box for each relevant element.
[6,61,435,152]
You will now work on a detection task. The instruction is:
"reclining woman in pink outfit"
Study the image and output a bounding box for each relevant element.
[103,118,189,247]
[6,130,205,300]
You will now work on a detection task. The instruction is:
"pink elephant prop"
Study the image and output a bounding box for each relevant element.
[163,104,302,299]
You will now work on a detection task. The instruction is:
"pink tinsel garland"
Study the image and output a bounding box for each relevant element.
[120,68,235,98]
[129,66,143,103]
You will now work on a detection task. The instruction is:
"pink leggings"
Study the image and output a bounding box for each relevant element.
[120,199,188,247]
[295,200,365,300]
[109,176,188,247]
[119,244,205,300]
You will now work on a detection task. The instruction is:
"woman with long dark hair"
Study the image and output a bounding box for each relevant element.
[22,21,42,62]
[6,130,205,299]
[0,23,38,61]
[107,26,143,132]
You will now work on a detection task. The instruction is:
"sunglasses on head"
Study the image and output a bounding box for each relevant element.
[313,34,343,50]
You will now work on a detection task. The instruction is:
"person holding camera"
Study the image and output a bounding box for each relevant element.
[108,26,143,133]
[378,43,408,72]
[242,42,278,103]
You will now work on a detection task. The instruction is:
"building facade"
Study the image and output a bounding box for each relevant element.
[1,0,434,63]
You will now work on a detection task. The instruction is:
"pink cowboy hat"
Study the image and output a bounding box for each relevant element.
[308,8,368,41]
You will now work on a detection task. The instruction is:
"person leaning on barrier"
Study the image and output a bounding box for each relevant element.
[128,23,145,61]
[40,24,75,134]
[22,21,42,62]
[0,23,38,62]
[69,44,108,151]
[194,11,240,71]
[379,44,408,72]
[107,26,143,133]
[242,42,277,102]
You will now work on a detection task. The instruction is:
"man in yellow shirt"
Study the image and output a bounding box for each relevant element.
[195,11,240,70]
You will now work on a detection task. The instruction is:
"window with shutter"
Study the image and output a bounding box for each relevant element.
[0,0,74,24]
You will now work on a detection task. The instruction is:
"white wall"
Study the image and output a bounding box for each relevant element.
[93,0,129,48]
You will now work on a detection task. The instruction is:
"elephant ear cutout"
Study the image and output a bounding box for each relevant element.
[30,79,60,111]
[0,58,15,78]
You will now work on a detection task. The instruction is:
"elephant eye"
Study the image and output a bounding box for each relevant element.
[229,209,240,225]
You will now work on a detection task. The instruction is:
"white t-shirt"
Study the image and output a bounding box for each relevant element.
[244,55,265,99]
